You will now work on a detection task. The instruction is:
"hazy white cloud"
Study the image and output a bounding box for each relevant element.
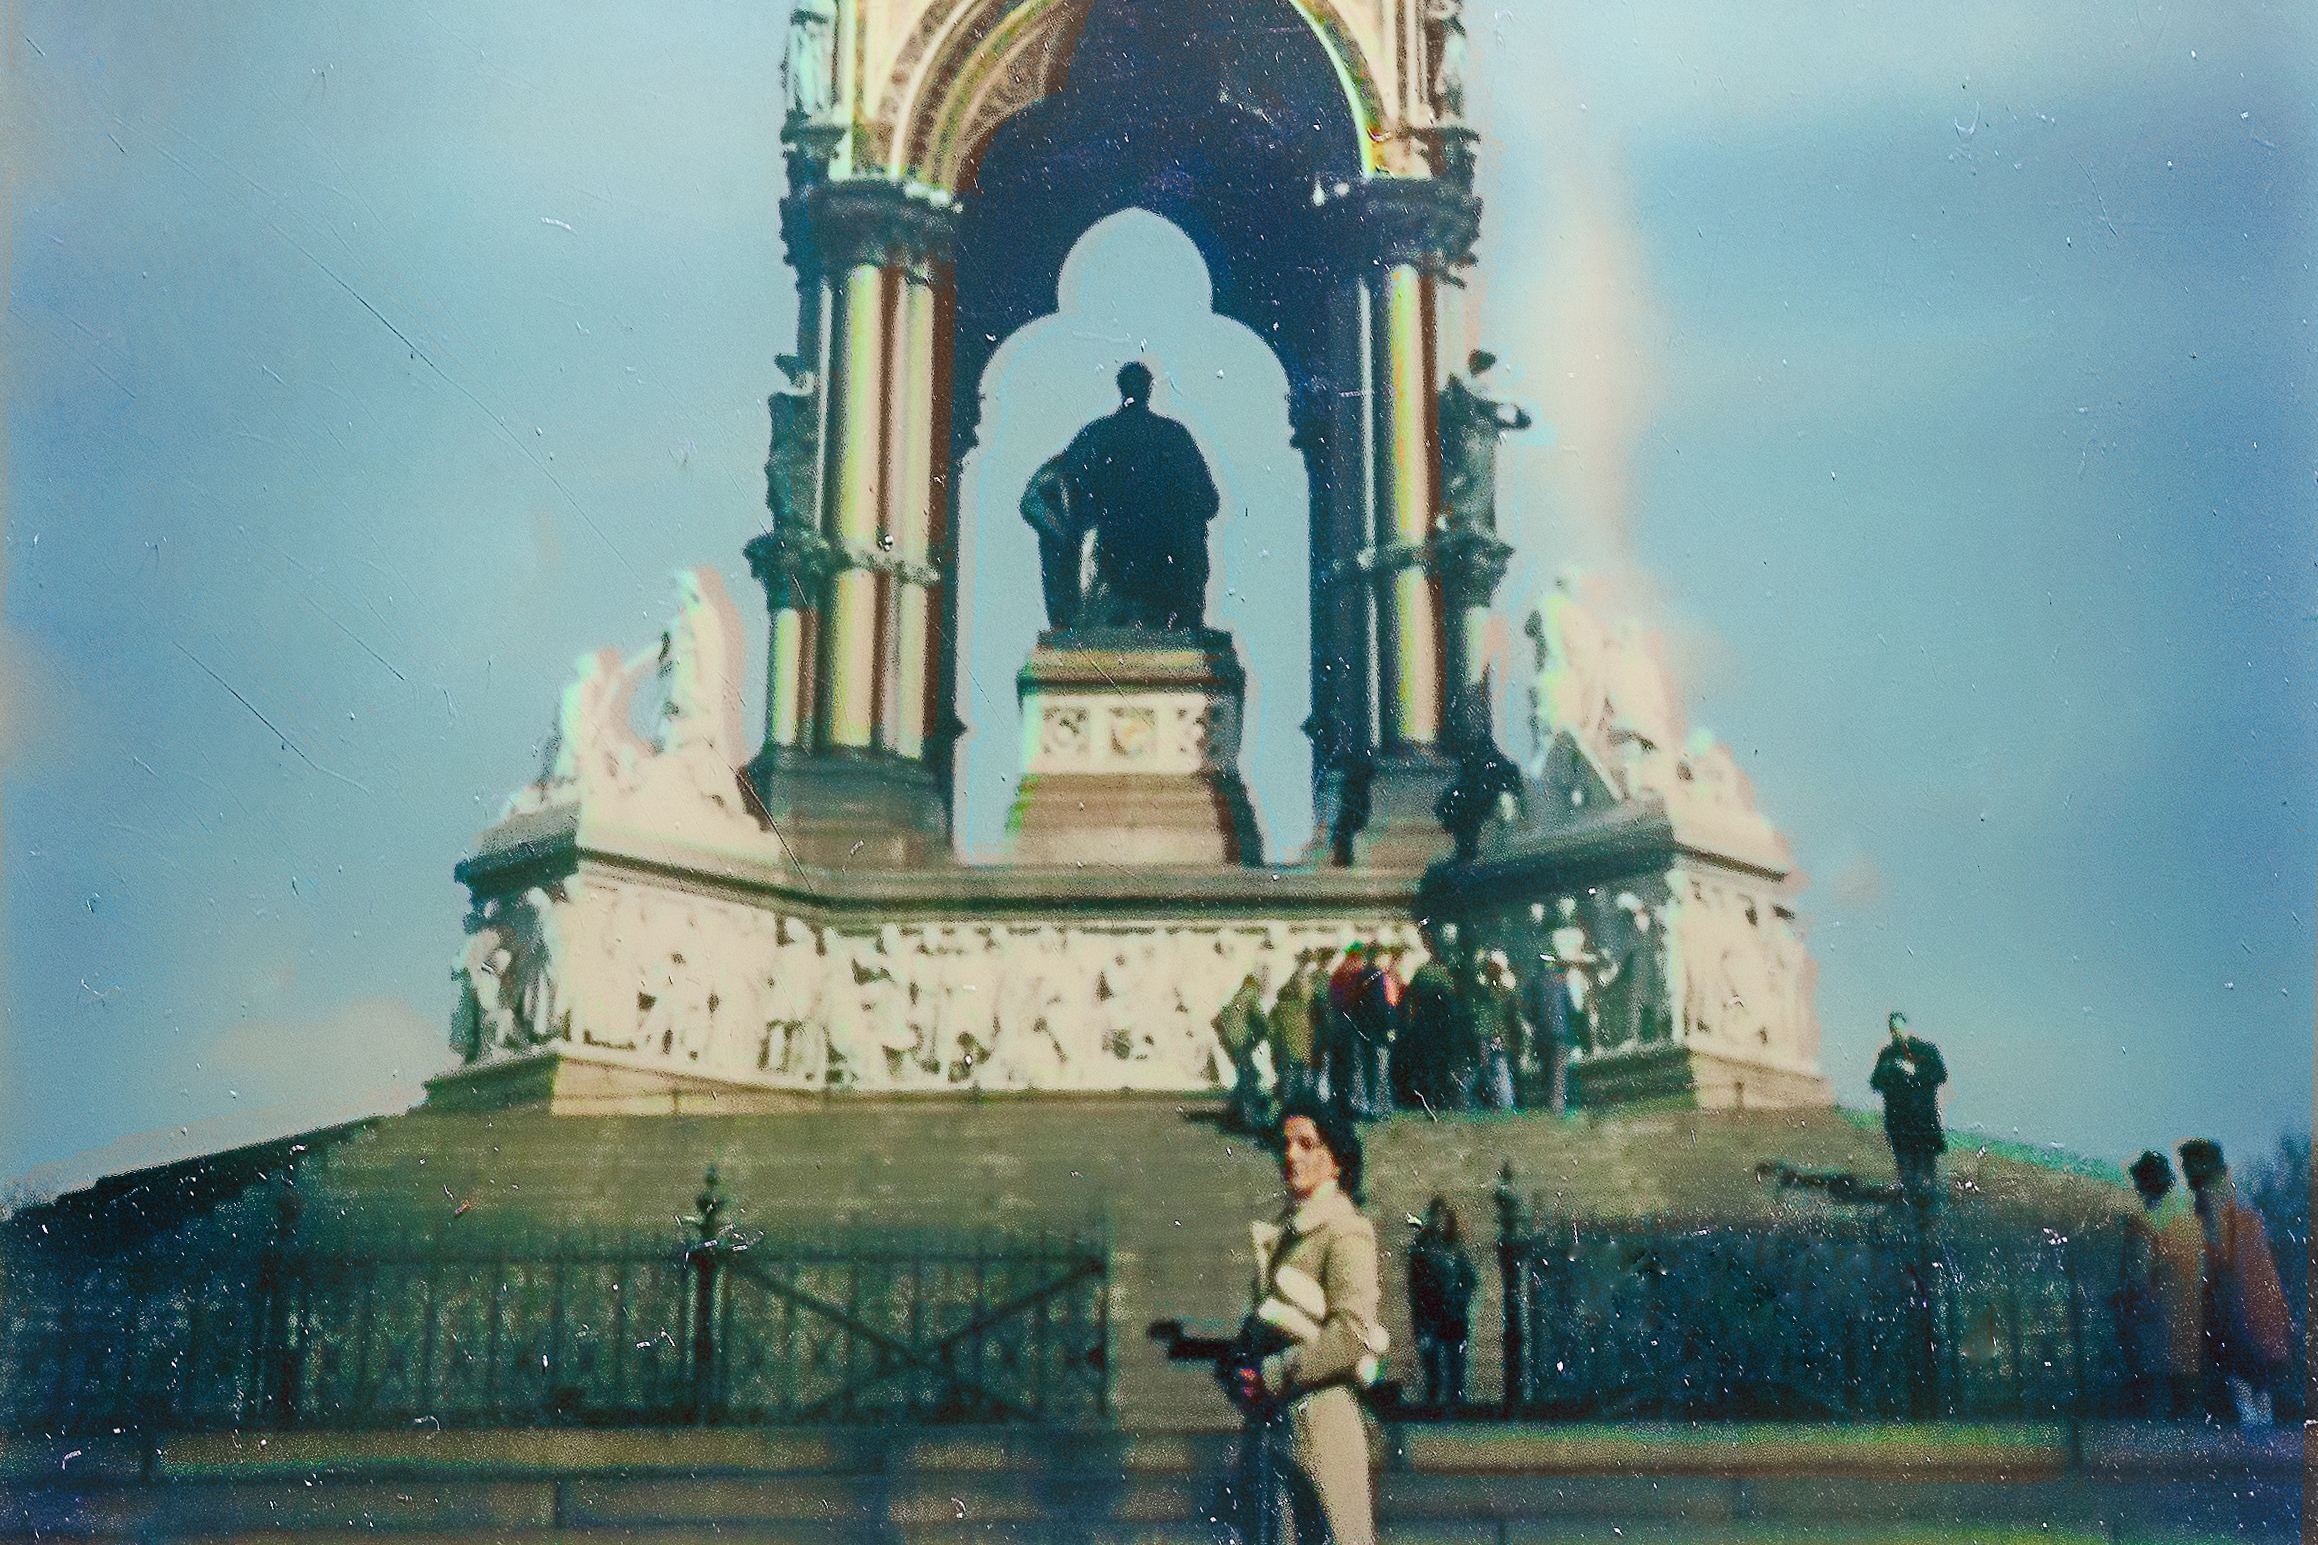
[1828,853,1888,910]
[201,995,451,1109]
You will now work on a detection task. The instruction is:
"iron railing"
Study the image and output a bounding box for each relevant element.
[1,1172,1110,1436]
[1492,1168,2122,1420]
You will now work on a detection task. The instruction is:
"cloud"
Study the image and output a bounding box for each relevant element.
[1829,854,1888,910]
[202,995,453,1109]
[0,624,72,769]
[7,996,449,1206]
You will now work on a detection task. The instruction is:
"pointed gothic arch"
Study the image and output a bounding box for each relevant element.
[877,0,1389,190]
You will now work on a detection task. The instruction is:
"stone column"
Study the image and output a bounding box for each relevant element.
[1327,176,1480,754]
[799,180,958,759]
[745,519,835,756]
[746,179,958,867]
[885,265,944,761]
[1323,175,1482,867]
[820,255,890,751]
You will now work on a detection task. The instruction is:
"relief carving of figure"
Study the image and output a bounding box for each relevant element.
[1596,892,1668,1047]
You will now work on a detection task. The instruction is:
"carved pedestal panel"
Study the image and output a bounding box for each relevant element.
[1007,629,1263,867]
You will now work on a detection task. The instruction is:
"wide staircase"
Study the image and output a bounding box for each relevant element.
[287,1099,2131,1428]
[11,1101,2298,1542]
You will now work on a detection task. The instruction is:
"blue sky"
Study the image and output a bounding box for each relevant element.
[5,1,2310,1188]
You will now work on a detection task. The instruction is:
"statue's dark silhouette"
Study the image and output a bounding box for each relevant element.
[1024,362,1220,632]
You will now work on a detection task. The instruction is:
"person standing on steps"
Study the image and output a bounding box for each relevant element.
[1869,1011,1947,1210]
[1216,966,1273,1133]
[1231,1103,1386,1544]
[1324,945,1372,1119]
[1268,955,1322,1110]
[2115,1149,2205,1417]
[1408,1196,1478,1411]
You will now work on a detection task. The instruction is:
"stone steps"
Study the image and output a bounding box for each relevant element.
[270,1103,2130,1429]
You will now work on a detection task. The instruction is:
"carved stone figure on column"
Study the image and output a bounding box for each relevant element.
[1038,361,1221,632]
[764,387,820,527]
[783,0,839,122]
[1423,0,1469,121]
[1437,351,1532,534]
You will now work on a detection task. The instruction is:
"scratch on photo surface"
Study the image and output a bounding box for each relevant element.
[176,644,372,794]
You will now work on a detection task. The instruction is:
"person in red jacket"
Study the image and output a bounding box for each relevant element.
[2177,1139,2291,1426]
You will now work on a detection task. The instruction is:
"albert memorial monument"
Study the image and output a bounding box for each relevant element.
[435,0,1833,1118]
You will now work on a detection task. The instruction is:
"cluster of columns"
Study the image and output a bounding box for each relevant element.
[747,165,1508,868]
[746,179,961,860]
[1309,174,1510,859]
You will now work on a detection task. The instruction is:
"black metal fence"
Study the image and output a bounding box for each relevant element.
[1,1175,1110,1436]
[1495,1183,2122,1420]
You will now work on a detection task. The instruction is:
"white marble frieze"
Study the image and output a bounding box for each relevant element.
[1468,861,1819,1079]
[453,872,1421,1093]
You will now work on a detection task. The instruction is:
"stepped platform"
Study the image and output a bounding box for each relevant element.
[225,1100,2136,1430]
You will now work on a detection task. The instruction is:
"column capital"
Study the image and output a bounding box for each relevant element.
[744,521,837,612]
[1323,176,1481,274]
[787,178,961,277]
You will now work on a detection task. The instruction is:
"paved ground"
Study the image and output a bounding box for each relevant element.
[2,1421,2297,1543]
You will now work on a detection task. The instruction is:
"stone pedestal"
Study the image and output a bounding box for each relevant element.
[745,746,949,869]
[1349,746,1460,871]
[1007,629,1262,867]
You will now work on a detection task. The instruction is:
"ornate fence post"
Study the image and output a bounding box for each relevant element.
[1903,1206,1940,1420]
[255,1172,304,1428]
[682,1167,726,1423]
[2063,1250,2090,1420]
[1493,1160,1527,1416]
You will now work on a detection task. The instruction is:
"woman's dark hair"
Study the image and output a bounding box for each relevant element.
[2128,1150,2173,1199]
[1277,1097,1364,1205]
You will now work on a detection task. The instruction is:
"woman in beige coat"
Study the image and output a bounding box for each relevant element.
[1233,1101,1386,1545]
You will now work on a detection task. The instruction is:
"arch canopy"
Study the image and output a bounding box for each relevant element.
[889,0,1385,190]
[942,0,1373,449]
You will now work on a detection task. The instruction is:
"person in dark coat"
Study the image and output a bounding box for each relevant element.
[1868,1011,1946,1209]
[1350,947,1402,1119]
[1324,946,1373,1118]
[1057,361,1220,632]
[1390,949,1446,1116]
[1407,1196,1478,1411]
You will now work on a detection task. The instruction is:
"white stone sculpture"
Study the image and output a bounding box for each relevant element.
[449,865,1417,1096]
[498,569,766,859]
[1526,578,1786,868]
[784,0,840,120]
[1423,0,1467,120]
